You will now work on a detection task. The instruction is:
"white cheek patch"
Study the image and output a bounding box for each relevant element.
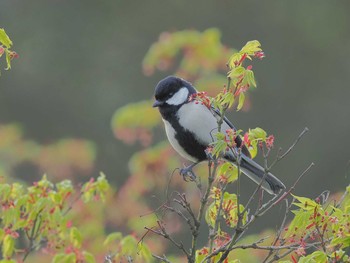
[166,87,189,105]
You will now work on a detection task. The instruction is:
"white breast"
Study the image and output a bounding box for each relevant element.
[177,102,231,145]
[163,119,198,162]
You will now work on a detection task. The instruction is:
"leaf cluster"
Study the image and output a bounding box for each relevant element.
[0,28,18,75]
[0,174,110,262]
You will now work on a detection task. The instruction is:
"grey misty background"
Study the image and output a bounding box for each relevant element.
[0,1,349,209]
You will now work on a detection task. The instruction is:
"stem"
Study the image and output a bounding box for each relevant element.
[207,180,228,259]
[268,127,309,171]
[190,159,217,263]
[23,210,43,262]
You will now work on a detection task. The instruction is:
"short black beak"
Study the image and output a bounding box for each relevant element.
[152,100,163,108]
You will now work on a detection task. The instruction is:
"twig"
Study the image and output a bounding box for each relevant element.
[152,254,172,263]
[207,238,329,261]
[173,193,197,226]
[262,199,290,262]
[335,186,349,208]
[63,191,83,216]
[268,127,309,171]
[260,162,315,216]
[144,225,190,258]
[190,159,217,263]
[163,204,195,234]
[23,209,43,262]
[207,173,229,258]
[204,161,314,263]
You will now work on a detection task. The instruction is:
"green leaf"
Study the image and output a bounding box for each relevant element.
[292,194,319,210]
[56,180,74,195]
[3,208,20,227]
[50,192,62,204]
[205,202,217,227]
[2,235,15,258]
[0,229,4,241]
[138,242,153,262]
[52,253,66,263]
[0,29,13,48]
[331,235,350,248]
[64,253,76,263]
[0,259,17,263]
[298,251,327,263]
[103,232,123,246]
[212,140,227,158]
[97,172,110,201]
[245,69,256,88]
[237,92,245,111]
[195,248,208,263]
[240,40,262,55]
[70,227,82,248]
[121,235,138,255]
[228,53,243,69]
[5,49,11,70]
[217,162,238,183]
[0,184,11,200]
[83,251,96,263]
[249,127,267,140]
[285,209,311,237]
[248,142,258,159]
[220,92,234,108]
[228,66,245,79]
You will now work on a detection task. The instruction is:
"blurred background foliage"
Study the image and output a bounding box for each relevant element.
[1,0,350,262]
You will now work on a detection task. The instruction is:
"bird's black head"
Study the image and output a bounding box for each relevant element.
[153,76,197,108]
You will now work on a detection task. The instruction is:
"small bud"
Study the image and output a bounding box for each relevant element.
[254,51,265,60]
[9,51,19,59]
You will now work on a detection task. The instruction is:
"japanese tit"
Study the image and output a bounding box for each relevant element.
[153,76,285,195]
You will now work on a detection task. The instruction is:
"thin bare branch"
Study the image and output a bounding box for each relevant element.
[144,225,190,258]
[268,127,309,170]
[152,254,172,263]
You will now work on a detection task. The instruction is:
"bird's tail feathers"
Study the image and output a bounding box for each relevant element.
[227,154,285,195]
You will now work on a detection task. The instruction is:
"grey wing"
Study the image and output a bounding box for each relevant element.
[211,107,251,158]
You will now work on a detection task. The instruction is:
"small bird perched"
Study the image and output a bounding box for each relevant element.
[153,76,285,195]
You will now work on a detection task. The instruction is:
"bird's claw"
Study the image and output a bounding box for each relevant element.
[179,166,197,182]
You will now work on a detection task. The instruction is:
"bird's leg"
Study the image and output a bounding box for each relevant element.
[179,162,199,182]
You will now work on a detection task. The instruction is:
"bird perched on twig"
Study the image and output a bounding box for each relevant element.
[153,76,285,195]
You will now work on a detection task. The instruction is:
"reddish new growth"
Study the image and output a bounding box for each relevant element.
[235,53,247,67]
[0,47,19,59]
[189,91,211,108]
[243,132,250,147]
[198,247,209,256]
[225,129,238,148]
[205,145,213,155]
[214,231,231,248]
[295,243,306,256]
[9,51,19,59]
[234,84,249,97]
[4,227,19,239]
[254,51,265,60]
[265,135,274,149]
